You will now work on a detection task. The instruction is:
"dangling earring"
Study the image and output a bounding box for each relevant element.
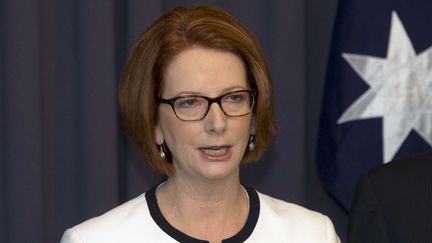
[159,145,166,159]
[248,135,255,151]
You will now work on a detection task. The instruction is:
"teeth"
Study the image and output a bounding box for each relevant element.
[201,146,228,156]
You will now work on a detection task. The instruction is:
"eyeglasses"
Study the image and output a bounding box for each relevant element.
[157,90,258,121]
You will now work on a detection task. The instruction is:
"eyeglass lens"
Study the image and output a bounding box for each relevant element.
[173,91,254,121]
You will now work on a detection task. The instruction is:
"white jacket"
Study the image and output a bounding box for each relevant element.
[61,185,340,243]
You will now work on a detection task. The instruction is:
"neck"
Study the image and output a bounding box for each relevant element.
[166,173,241,202]
[156,176,249,242]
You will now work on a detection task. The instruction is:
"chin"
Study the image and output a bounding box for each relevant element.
[197,161,241,181]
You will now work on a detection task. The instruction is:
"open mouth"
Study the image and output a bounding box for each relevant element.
[199,146,231,157]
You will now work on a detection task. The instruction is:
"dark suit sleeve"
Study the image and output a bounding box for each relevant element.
[347,173,389,243]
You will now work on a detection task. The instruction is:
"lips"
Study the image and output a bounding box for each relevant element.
[199,145,232,160]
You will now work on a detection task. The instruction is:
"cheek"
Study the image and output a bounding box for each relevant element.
[158,112,201,147]
[232,118,254,142]
[237,116,254,132]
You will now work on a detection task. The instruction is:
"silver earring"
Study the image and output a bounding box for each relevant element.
[159,145,166,159]
[248,135,255,151]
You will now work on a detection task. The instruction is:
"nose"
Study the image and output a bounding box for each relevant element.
[204,102,227,134]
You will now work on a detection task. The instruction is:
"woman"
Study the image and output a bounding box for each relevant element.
[61,5,340,243]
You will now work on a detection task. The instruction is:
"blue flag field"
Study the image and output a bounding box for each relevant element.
[317,0,432,210]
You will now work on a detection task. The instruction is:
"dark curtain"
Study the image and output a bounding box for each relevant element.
[0,0,346,243]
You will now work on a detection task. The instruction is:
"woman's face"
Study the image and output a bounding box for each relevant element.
[155,47,255,182]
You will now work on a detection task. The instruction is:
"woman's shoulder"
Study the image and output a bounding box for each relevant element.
[75,193,147,229]
[257,191,323,219]
[60,193,157,243]
[253,191,340,242]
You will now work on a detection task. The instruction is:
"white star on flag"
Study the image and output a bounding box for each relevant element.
[338,11,432,163]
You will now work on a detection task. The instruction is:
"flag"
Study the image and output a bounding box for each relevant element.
[316,0,432,210]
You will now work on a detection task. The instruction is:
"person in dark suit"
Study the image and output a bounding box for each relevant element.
[347,151,432,243]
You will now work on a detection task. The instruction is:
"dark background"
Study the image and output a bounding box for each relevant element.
[0,0,346,242]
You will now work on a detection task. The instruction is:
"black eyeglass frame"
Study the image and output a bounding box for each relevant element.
[156,90,258,121]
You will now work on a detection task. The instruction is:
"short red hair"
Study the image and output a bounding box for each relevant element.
[119,5,276,175]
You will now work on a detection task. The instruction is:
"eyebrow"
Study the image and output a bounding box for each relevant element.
[171,85,249,97]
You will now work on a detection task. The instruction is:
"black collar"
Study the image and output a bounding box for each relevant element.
[145,182,260,243]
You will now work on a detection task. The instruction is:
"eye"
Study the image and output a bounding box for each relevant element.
[175,97,205,108]
[224,92,246,103]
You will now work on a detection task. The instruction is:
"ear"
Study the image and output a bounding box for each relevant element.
[250,115,256,135]
[154,124,164,145]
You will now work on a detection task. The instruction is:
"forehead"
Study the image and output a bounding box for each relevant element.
[162,47,248,97]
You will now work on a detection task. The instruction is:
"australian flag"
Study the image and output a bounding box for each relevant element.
[316,0,432,211]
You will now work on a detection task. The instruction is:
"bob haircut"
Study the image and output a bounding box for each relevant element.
[119,5,276,176]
